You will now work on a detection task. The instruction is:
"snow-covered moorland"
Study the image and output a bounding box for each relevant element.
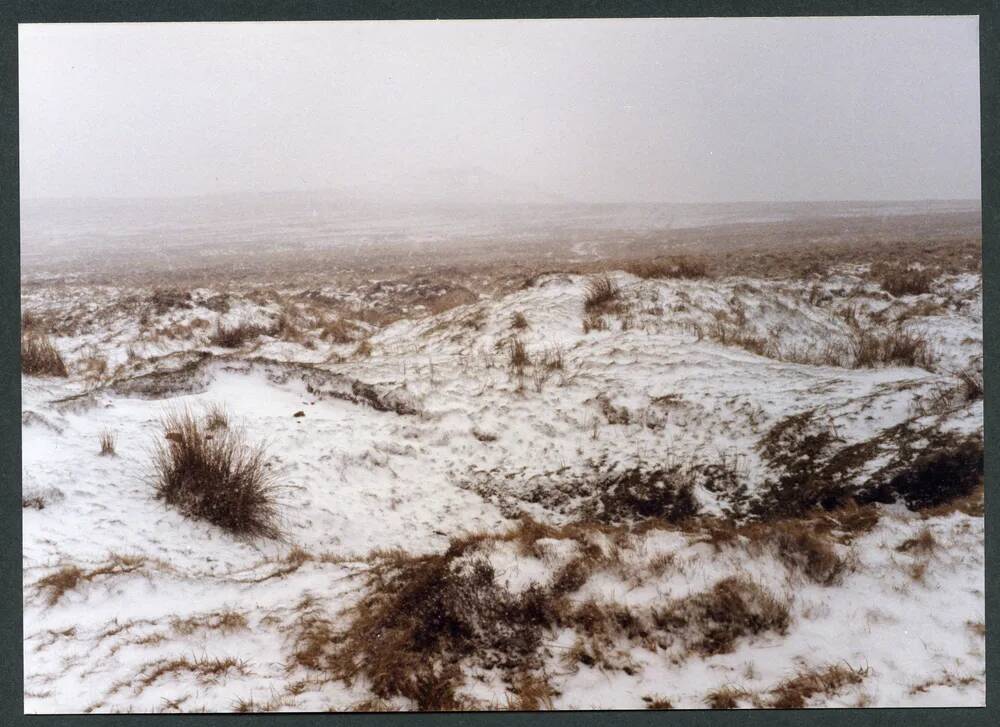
[21,233,984,711]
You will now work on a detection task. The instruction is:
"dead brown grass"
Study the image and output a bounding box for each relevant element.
[99,429,116,456]
[705,685,752,709]
[643,695,674,709]
[896,526,937,554]
[583,274,620,312]
[21,332,68,377]
[34,553,146,606]
[152,407,281,539]
[908,671,981,695]
[654,576,791,656]
[209,320,272,348]
[767,663,868,708]
[171,609,249,636]
[870,262,937,297]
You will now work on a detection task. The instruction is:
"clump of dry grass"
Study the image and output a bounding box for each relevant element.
[510,311,529,330]
[767,663,868,708]
[896,526,937,554]
[643,695,674,709]
[321,317,360,344]
[21,333,68,377]
[705,685,752,709]
[506,336,531,379]
[582,314,609,333]
[99,429,116,456]
[34,553,146,606]
[956,364,983,402]
[320,541,556,710]
[21,309,40,331]
[152,408,281,539]
[847,325,934,369]
[655,577,791,656]
[354,339,373,358]
[124,655,252,695]
[870,262,937,297]
[171,609,249,636]
[503,672,558,710]
[771,522,845,585]
[583,274,620,312]
[209,320,270,348]
[203,402,230,431]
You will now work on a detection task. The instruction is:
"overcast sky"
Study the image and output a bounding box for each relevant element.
[19,17,981,204]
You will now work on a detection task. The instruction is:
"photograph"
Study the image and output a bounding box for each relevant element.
[19,16,984,712]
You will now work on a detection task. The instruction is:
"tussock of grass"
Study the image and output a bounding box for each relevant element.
[767,663,868,708]
[643,695,674,709]
[583,275,620,313]
[847,325,934,369]
[203,402,230,430]
[209,320,271,348]
[705,685,752,709]
[152,408,281,539]
[21,333,68,377]
[99,429,116,456]
[870,262,937,297]
[956,365,983,402]
[510,311,529,330]
[582,313,608,333]
[505,336,530,379]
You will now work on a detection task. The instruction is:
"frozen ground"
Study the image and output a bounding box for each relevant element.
[21,222,984,711]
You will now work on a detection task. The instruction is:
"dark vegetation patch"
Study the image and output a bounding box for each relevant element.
[702,313,935,370]
[870,262,937,297]
[210,320,274,348]
[292,521,789,711]
[463,459,700,524]
[152,408,281,539]
[21,332,68,377]
[653,577,790,657]
[148,288,194,315]
[583,275,620,313]
[585,465,699,524]
[753,410,983,519]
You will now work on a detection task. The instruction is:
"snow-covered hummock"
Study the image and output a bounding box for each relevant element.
[22,268,983,711]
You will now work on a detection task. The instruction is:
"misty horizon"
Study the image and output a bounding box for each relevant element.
[19,17,981,206]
